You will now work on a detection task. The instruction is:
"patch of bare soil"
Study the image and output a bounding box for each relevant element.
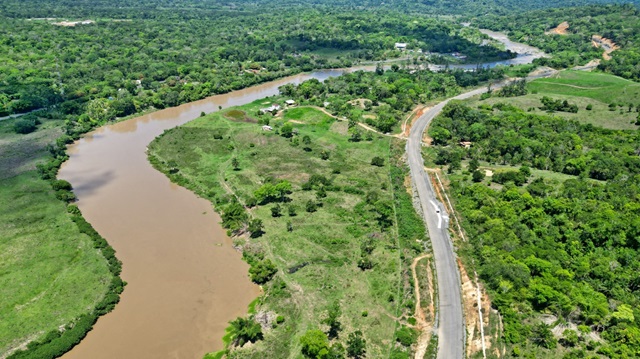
[52,20,94,26]
[411,255,435,359]
[403,175,413,196]
[347,98,369,109]
[572,59,601,71]
[528,66,557,78]
[545,21,569,35]
[458,260,491,358]
[592,35,620,60]
[401,105,428,139]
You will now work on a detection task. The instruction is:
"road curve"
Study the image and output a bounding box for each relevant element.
[406,71,556,359]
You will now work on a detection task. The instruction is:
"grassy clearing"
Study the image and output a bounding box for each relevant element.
[0,119,111,356]
[149,103,427,358]
[0,118,63,180]
[281,107,333,125]
[470,70,640,130]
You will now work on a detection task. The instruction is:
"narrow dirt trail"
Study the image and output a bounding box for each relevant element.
[411,254,434,359]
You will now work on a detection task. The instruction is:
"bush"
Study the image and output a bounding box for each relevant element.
[288,205,297,217]
[55,190,76,202]
[248,219,264,238]
[395,326,417,347]
[229,317,263,346]
[472,170,485,182]
[66,204,81,215]
[271,204,282,217]
[52,179,72,191]
[300,330,330,358]
[371,156,385,167]
[305,200,317,213]
[13,118,38,134]
[249,259,277,284]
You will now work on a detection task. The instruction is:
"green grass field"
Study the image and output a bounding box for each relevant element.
[0,118,111,356]
[149,101,426,358]
[472,70,640,130]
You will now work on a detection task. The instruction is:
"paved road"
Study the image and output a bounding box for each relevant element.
[406,88,484,359]
[406,71,556,359]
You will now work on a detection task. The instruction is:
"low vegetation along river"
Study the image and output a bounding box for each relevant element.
[58,30,543,359]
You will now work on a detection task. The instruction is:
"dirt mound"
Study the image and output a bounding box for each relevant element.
[546,21,569,35]
[592,35,620,60]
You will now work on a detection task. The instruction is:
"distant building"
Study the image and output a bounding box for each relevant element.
[259,104,281,114]
[459,141,472,149]
[395,42,407,51]
[285,99,296,106]
[452,52,467,60]
[262,125,273,131]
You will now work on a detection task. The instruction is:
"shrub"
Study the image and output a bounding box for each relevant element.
[371,156,385,167]
[300,330,330,358]
[395,326,417,347]
[229,317,263,346]
[271,204,282,217]
[472,170,485,182]
[52,179,72,191]
[55,190,76,202]
[14,118,38,134]
[66,205,81,215]
[305,200,317,213]
[248,219,264,238]
[249,259,277,284]
[287,205,297,217]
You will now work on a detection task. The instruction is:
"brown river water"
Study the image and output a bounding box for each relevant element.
[57,30,543,359]
[58,70,347,359]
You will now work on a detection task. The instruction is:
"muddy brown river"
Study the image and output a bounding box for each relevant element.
[58,70,347,359]
[57,30,543,359]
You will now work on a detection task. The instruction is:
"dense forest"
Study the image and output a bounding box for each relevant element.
[0,9,512,125]
[429,102,640,357]
[1,0,637,18]
[472,4,640,80]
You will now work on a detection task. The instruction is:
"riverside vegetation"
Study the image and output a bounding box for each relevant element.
[0,118,124,358]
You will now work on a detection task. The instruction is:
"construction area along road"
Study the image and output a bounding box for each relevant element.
[406,70,557,359]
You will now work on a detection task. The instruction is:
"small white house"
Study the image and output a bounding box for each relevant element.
[259,104,281,114]
[262,125,273,131]
[395,42,407,51]
[285,99,296,106]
